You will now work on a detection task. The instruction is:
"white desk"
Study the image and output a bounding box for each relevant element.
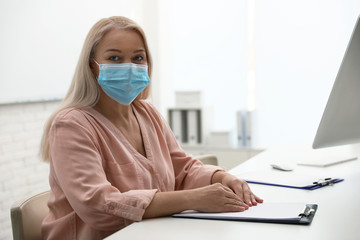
[106,144,360,240]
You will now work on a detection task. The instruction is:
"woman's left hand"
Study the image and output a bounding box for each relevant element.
[212,171,263,207]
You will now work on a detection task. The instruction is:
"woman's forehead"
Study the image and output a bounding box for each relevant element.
[97,28,145,52]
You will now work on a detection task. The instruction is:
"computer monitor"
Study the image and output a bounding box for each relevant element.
[313,16,360,149]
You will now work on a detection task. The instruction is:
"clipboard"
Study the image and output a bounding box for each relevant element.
[173,203,318,225]
[238,171,343,190]
[245,178,343,190]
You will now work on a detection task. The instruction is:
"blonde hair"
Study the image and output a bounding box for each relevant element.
[40,16,153,162]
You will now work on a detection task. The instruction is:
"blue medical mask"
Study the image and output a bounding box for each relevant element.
[95,61,150,105]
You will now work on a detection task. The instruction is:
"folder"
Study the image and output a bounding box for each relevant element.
[173,202,318,225]
[238,171,343,190]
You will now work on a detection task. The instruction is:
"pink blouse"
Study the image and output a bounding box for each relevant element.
[41,100,222,240]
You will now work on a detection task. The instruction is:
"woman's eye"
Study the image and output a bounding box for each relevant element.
[133,56,144,62]
[109,56,120,61]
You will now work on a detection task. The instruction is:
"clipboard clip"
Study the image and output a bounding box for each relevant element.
[313,178,335,186]
[299,206,315,217]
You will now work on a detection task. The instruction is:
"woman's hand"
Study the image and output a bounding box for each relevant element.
[144,182,251,218]
[144,172,263,218]
[190,183,249,213]
[212,171,263,207]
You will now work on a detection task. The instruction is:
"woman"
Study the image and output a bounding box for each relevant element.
[40,16,263,240]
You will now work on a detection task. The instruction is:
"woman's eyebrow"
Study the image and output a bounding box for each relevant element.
[134,49,145,53]
[104,49,145,53]
[104,49,122,53]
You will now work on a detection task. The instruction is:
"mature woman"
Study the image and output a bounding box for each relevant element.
[40,16,262,240]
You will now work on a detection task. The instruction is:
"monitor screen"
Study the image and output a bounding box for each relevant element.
[313,16,360,149]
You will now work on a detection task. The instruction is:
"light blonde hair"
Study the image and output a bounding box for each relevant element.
[40,16,153,162]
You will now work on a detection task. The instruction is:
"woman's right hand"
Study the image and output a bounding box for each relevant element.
[190,183,249,213]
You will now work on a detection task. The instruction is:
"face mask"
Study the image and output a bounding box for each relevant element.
[95,61,150,105]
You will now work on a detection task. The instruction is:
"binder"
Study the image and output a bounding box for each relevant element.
[238,171,343,190]
[245,111,252,147]
[173,202,318,225]
[236,110,252,147]
[236,111,244,147]
[180,110,188,143]
[170,110,183,142]
[187,110,201,145]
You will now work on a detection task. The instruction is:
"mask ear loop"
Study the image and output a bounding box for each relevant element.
[92,59,100,80]
[92,59,100,66]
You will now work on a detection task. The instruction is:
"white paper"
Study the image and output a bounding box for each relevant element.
[174,202,306,220]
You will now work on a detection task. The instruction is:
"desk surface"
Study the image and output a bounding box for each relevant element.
[106,144,360,240]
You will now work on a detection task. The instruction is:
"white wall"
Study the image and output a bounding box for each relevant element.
[0,0,145,103]
[170,0,249,140]
[166,0,360,148]
[252,0,360,147]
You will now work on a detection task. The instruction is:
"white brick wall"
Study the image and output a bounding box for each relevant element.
[0,100,60,240]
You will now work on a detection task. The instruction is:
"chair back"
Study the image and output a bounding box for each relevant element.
[196,154,218,166]
[11,190,50,240]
